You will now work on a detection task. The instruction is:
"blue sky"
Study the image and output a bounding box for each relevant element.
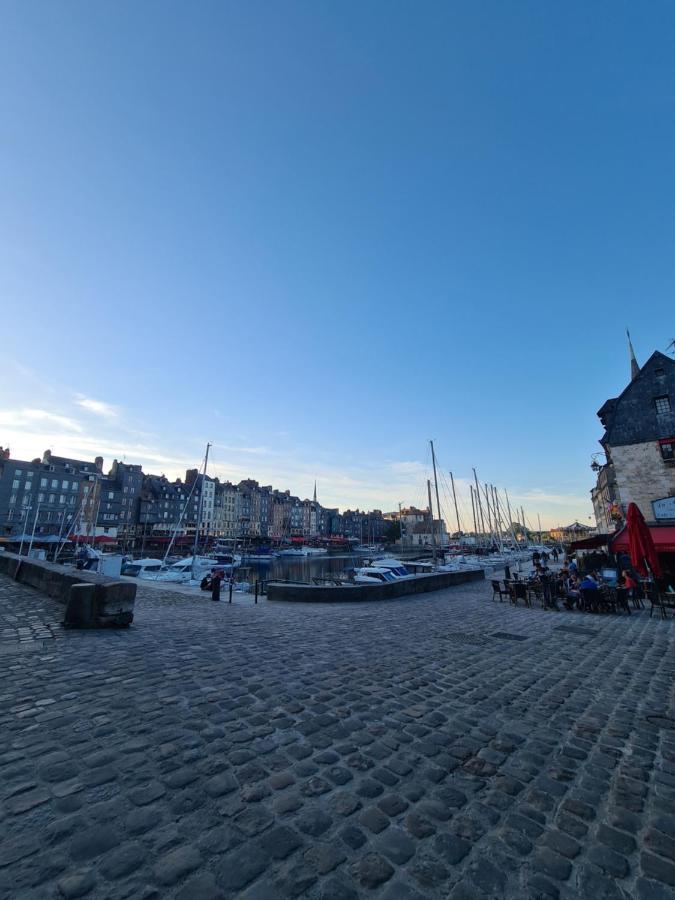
[1,1,674,528]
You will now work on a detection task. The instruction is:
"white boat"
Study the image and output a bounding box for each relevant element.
[369,558,411,577]
[208,552,242,567]
[168,555,235,578]
[353,566,399,584]
[122,558,166,577]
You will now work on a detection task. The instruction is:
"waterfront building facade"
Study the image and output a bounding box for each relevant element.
[0,446,395,547]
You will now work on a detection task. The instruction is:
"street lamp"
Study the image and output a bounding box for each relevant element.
[590,452,606,473]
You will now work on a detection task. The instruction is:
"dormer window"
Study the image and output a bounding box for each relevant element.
[654,396,671,414]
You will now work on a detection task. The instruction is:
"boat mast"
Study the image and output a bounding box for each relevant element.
[482,482,494,544]
[191,442,211,581]
[472,469,486,547]
[470,486,478,545]
[538,513,542,545]
[504,489,514,538]
[498,489,520,550]
[430,441,443,551]
[427,479,437,562]
[492,485,503,551]
[449,471,461,536]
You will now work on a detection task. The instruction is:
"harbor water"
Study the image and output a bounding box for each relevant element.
[238,553,367,583]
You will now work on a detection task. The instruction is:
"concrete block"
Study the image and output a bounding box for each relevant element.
[64,584,96,628]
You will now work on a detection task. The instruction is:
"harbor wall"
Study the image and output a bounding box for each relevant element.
[0,551,136,626]
[267,568,484,603]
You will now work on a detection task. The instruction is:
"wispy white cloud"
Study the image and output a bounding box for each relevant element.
[75,395,118,419]
[0,408,83,433]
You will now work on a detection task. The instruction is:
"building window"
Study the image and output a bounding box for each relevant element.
[62,480,69,490]
[25,481,32,491]
[108,491,114,500]
[51,479,58,489]
[12,479,20,489]
[9,493,17,505]
[655,396,671,414]
[49,494,56,504]
[660,440,674,461]
[40,478,47,488]
[38,493,45,502]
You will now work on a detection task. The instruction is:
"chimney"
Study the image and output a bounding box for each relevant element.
[95,456,104,472]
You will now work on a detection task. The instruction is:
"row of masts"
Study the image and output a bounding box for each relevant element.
[413,440,544,555]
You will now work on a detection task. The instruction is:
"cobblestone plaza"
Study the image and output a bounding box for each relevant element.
[0,575,674,899]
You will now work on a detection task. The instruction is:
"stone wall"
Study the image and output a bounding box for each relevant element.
[267,568,484,603]
[611,442,675,522]
[0,551,136,626]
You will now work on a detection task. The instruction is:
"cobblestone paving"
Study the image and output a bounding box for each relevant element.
[0,575,674,900]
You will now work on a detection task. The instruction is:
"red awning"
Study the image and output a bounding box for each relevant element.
[611,525,675,554]
[569,534,611,550]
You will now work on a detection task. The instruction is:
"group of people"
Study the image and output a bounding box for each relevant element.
[507,552,642,612]
[531,548,560,566]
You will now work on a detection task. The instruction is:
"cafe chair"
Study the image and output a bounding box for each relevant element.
[491,580,510,602]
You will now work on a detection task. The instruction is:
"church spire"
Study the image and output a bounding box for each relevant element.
[313,480,317,504]
[626,328,640,381]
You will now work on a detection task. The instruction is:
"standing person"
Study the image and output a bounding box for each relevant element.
[552,548,559,563]
[211,570,222,602]
[533,550,541,566]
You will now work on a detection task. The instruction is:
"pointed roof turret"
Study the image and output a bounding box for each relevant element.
[626,328,640,381]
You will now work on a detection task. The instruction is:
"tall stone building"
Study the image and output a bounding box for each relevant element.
[592,343,675,530]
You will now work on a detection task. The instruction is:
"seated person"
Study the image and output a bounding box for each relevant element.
[564,574,581,609]
[200,573,213,591]
[579,572,598,590]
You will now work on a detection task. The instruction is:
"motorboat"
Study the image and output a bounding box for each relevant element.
[353,567,399,584]
[121,558,166,577]
[209,552,242,567]
[369,558,411,577]
[168,555,235,578]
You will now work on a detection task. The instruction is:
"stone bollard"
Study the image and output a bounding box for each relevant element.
[63,583,96,628]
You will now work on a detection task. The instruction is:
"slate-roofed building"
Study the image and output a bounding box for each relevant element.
[592,342,675,529]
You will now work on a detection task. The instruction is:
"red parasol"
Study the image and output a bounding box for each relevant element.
[626,502,661,578]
